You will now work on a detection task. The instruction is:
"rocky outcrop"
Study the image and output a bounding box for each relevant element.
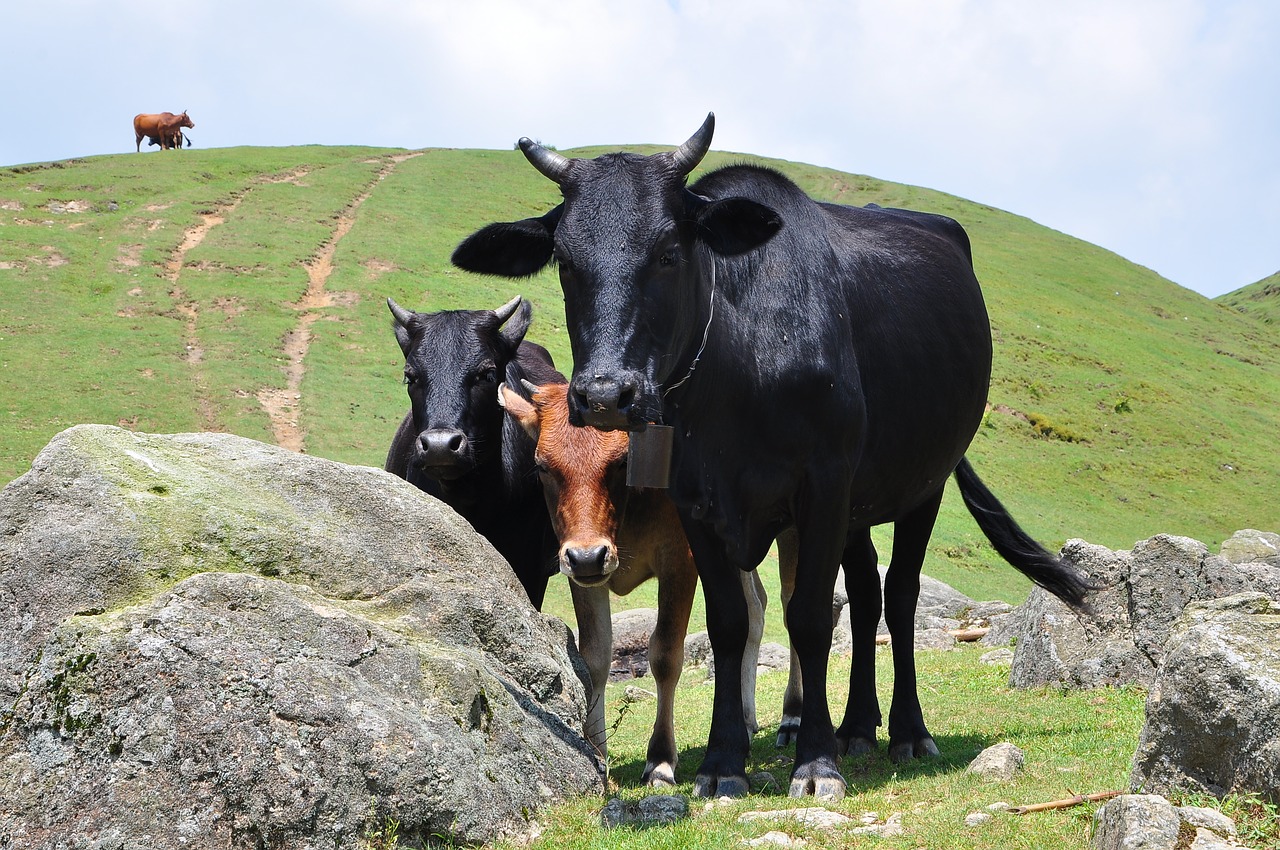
[1092,795,1242,850]
[1009,534,1277,689]
[1129,593,1280,801]
[0,426,603,848]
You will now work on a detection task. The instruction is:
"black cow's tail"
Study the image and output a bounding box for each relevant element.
[953,456,1094,610]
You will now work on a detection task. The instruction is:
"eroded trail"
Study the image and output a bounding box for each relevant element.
[258,153,421,452]
[166,199,242,432]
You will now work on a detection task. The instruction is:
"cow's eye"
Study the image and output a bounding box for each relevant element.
[658,251,675,267]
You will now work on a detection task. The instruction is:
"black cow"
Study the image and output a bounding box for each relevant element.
[451,114,1091,799]
[385,295,563,610]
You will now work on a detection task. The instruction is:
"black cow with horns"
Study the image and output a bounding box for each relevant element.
[384,296,564,610]
[451,114,1092,799]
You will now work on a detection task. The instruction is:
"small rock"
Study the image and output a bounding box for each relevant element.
[684,630,713,667]
[744,831,806,847]
[1092,794,1181,850]
[601,794,689,828]
[623,685,656,702]
[964,811,993,827]
[1175,806,1236,837]
[749,771,781,793]
[757,642,791,671]
[914,627,958,650]
[980,648,1014,665]
[1188,828,1237,849]
[966,742,1025,781]
[987,801,1011,812]
[738,808,853,829]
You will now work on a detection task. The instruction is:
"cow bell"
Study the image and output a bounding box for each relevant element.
[626,424,673,489]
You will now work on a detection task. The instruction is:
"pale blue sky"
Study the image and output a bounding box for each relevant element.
[4,0,1276,298]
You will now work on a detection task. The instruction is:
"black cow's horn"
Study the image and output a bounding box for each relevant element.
[519,138,571,185]
[493,295,522,324]
[671,112,715,177]
[387,297,414,326]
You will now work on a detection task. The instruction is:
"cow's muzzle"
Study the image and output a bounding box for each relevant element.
[560,541,619,586]
[569,372,647,432]
[415,428,473,479]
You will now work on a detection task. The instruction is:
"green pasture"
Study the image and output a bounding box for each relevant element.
[4,144,1278,849]
[3,143,1275,616]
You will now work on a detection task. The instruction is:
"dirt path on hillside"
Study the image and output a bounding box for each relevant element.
[166,199,243,432]
[258,153,421,453]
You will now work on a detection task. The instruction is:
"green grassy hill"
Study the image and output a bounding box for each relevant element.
[2,145,1277,611]
[1218,271,1280,326]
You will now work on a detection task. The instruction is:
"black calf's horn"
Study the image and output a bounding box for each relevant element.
[386,297,414,326]
[671,112,715,177]
[519,138,571,184]
[493,295,523,324]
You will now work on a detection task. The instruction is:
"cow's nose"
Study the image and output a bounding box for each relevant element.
[420,429,468,463]
[570,374,637,431]
[564,545,610,577]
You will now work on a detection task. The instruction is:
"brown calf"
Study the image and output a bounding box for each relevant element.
[501,380,767,786]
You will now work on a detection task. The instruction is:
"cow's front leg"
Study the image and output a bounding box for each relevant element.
[685,525,751,798]
[569,581,613,758]
[642,557,697,786]
[786,493,849,800]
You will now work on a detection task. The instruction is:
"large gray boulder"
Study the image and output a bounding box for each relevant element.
[0,426,603,848]
[1129,593,1280,801]
[1009,534,1274,689]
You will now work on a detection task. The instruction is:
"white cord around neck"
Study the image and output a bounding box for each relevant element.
[664,260,716,397]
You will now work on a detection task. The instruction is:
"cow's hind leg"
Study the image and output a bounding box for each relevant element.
[740,566,767,737]
[836,528,883,755]
[642,557,697,786]
[884,487,945,763]
[775,528,803,746]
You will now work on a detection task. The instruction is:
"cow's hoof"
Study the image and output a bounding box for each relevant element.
[693,772,749,798]
[643,760,677,787]
[788,760,846,801]
[838,734,876,756]
[888,736,939,763]
[775,716,800,747]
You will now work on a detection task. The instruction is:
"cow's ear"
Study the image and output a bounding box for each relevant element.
[452,205,563,277]
[498,382,540,439]
[692,195,782,256]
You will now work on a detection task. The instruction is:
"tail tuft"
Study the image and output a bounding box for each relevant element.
[954,457,1096,610]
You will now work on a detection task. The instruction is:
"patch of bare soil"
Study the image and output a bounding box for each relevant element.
[258,153,421,452]
[164,199,241,432]
[114,244,143,270]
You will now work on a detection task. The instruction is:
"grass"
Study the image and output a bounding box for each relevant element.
[492,644,1152,850]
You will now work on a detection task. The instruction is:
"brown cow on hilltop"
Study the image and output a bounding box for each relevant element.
[133,111,195,152]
